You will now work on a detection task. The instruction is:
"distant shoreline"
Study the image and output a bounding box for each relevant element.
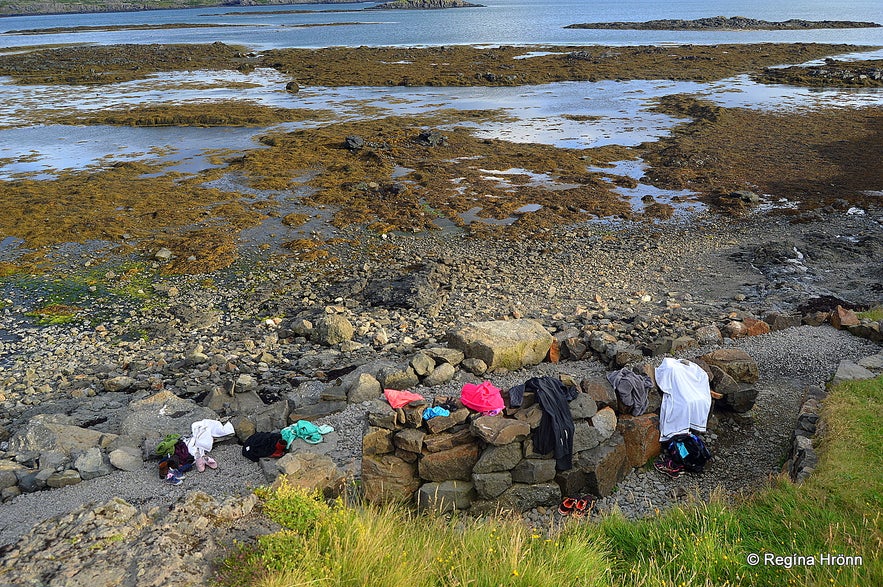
[0,1,363,18]
[565,16,882,31]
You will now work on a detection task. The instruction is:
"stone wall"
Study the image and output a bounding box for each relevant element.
[360,377,662,513]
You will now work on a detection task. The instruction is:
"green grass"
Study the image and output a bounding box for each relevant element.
[214,376,883,587]
[857,305,883,322]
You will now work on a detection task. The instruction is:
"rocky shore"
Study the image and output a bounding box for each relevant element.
[1,205,881,560]
[565,16,882,31]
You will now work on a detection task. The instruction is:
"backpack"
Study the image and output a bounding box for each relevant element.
[665,433,712,473]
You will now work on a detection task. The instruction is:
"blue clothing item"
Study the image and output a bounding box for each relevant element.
[422,406,451,420]
[677,442,689,459]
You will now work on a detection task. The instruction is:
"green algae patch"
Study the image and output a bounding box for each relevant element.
[0,42,254,85]
[41,101,334,127]
[642,96,883,212]
[26,303,80,325]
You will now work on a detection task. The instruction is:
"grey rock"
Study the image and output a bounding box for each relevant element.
[511,459,556,484]
[417,480,474,513]
[103,376,136,392]
[694,324,723,345]
[109,447,143,472]
[473,442,523,473]
[590,407,617,441]
[252,400,290,433]
[315,315,355,345]
[572,420,602,452]
[74,447,112,480]
[858,353,883,370]
[424,347,465,366]
[377,364,419,390]
[410,352,436,377]
[347,372,382,403]
[471,472,512,499]
[831,360,876,385]
[120,390,219,444]
[461,357,488,376]
[46,469,82,488]
[422,362,457,386]
[568,392,598,420]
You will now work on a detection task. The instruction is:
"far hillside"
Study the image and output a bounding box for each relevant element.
[0,0,361,17]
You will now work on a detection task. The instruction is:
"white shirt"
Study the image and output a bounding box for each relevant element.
[655,358,712,441]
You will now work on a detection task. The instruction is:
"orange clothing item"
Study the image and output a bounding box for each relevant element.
[384,388,425,409]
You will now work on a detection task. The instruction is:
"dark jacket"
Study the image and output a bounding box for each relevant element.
[526,376,578,470]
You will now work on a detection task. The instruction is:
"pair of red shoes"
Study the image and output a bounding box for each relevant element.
[558,496,595,518]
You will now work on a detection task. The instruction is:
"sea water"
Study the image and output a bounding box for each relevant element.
[0,0,882,49]
[0,1,881,215]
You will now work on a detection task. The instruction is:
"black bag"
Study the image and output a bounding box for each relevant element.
[665,433,712,473]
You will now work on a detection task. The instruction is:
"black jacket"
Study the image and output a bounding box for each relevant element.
[526,376,578,470]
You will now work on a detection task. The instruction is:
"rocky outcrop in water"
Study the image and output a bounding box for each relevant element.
[565,16,881,30]
[368,0,482,10]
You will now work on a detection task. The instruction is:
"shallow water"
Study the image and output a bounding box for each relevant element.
[1,0,881,50]
[2,65,882,180]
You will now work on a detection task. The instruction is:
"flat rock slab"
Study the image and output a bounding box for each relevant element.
[832,360,876,385]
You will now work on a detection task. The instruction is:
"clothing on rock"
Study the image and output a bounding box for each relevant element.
[606,367,653,416]
[654,358,712,441]
[523,376,578,471]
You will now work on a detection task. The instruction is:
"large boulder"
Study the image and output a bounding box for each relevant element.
[701,349,759,383]
[447,319,553,371]
[575,433,630,497]
[314,315,354,345]
[120,390,219,444]
[271,452,347,497]
[362,454,420,504]
[7,415,118,458]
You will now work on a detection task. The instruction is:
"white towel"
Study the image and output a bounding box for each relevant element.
[186,418,235,459]
[655,358,712,441]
